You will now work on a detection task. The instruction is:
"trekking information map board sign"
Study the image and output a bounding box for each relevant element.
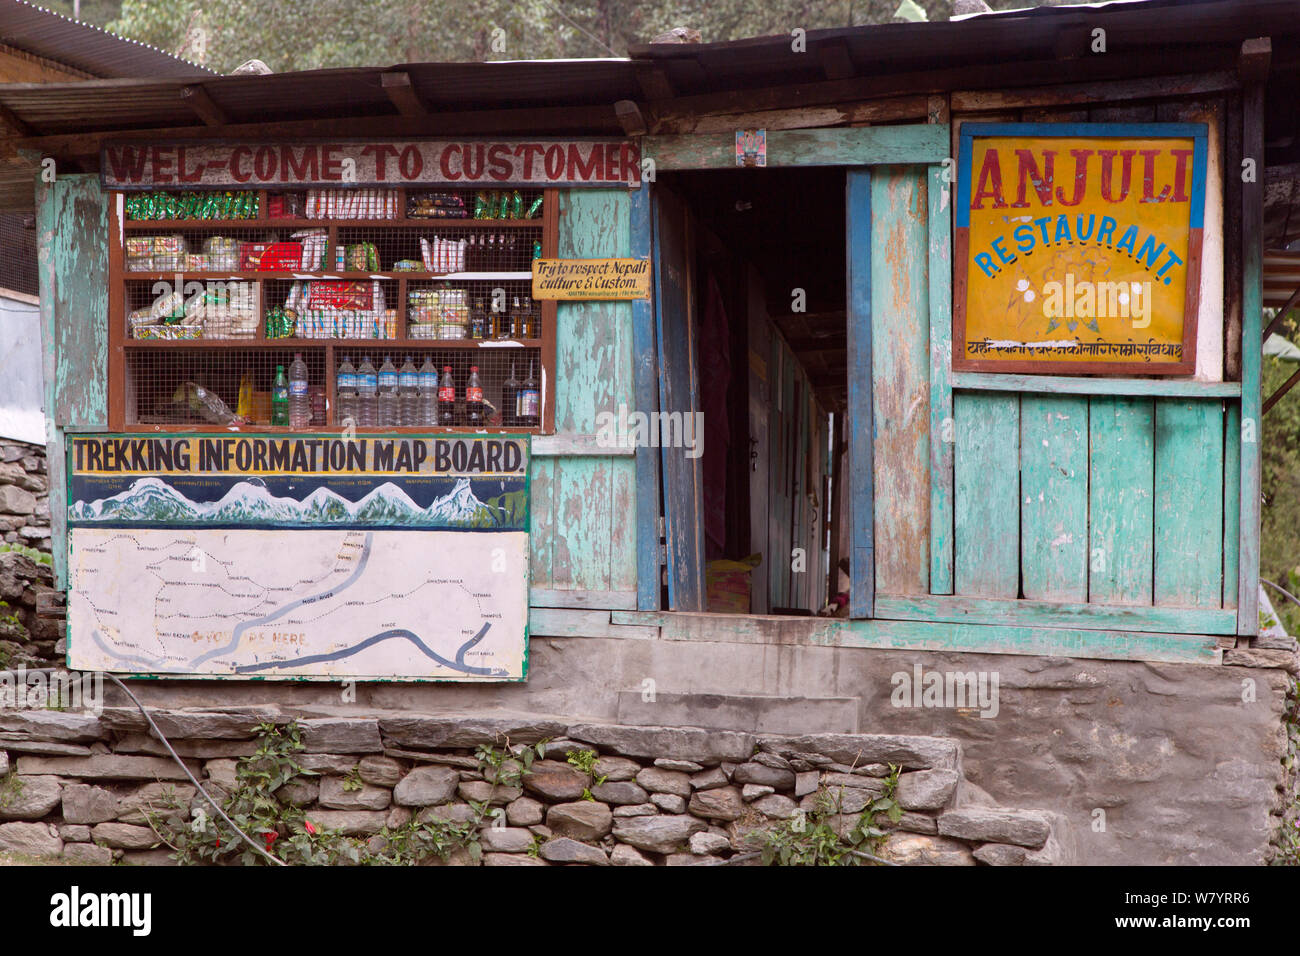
[954,123,1207,375]
[64,434,530,681]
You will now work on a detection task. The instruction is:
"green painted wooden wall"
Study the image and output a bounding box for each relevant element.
[950,391,1236,611]
[529,189,638,598]
[36,174,110,589]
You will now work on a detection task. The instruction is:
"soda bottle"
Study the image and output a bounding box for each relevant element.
[377,355,399,426]
[398,355,419,426]
[418,356,438,426]
[518,360,540,428]
[501,361,519,429]
[438,365,457,426]
[271,365,289,426]
[356,355,377,427]
[336,354,358,426]
[466,366,485,426]
[288,352,311,428]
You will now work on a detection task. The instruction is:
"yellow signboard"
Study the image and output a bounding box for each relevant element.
[532,258,652,300]
[955,123,1207,375]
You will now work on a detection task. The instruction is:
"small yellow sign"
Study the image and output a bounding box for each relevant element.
[532,258,652,301]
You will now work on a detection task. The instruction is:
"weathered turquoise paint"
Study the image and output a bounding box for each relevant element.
[36,174,110,590]
[36,175,109,430]
[628,185,661,611]
[1088,397,1155,605]
[927,163,954,596]
[527,189,637,600]
[871,166,930,596]
[846,168,874,617]
[952,371,1240,398]
[644,125,950,170]
[611,610,1220,666]
[1153,399,1225,608]
[1222,403,1241,611]
[874,593,1236,636]
[1019,395,1088,602]
[954,391,1019,597]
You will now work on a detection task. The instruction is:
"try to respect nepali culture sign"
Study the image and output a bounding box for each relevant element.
[100,139,641,189]
[64,434,530,682]
[954,123,1208,375]
[531,258,652,300]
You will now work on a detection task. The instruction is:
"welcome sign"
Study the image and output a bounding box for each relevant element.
[954,123,1207,375]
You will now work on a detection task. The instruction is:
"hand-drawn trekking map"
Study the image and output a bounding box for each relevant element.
[66,435,530,680]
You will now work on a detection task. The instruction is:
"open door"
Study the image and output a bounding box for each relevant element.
[653,185,706,610]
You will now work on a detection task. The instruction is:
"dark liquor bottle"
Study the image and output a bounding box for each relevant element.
[501,362,520,429]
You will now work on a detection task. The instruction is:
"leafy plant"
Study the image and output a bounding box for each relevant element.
[566,748,607,800]
[150,720,550,866]
[0,771,24,810]
[341,767,365,793]
[760,763,902,866]
[0,543,52,567]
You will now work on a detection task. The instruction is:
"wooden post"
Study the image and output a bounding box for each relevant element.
[1237,37,1270,634]
[846,170,874,618]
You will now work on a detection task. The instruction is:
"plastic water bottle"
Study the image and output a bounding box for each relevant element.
[418,356,438,425]
[356,355,377,427]
[398,355,419,426]
[288,352,311,428]
[378,355,399,427]
[335,355,358,426]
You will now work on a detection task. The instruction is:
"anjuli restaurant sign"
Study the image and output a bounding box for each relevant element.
[954,123,1208,375]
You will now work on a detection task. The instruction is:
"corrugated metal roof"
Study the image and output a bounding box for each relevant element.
[0,0,211,79]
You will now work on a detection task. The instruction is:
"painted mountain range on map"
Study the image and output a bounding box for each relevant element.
[69,476,526,530]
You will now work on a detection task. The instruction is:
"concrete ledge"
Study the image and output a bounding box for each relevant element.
[616,691,859,735]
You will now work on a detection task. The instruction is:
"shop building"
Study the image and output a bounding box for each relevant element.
[10,0,1300,864]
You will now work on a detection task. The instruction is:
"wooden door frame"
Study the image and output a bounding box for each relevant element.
[635,125,951,617]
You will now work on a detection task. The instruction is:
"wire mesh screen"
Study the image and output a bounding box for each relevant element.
[125,279,261,340]
[262,278,398,340]
[331,225,541,274]
[0,214,37,296]
[124,226,329,272]
[126,348,329,426]
[332,347,543,429]
[407,279,539,341]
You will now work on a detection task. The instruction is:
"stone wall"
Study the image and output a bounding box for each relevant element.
[0,439,48,552]
[0,707,1071,866]
[0,549,61,670]
[52,637,1288,865]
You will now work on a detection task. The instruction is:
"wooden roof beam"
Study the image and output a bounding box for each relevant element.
[614,99,647,137]
[636,65,674,101]
[180,84,228,127]
[381,71,428,117]
[817,39,856,81]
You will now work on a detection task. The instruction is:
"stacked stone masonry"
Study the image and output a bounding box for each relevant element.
[0,441,49,552]
[0,708,1073,866]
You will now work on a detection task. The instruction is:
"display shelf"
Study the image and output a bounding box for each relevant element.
[124,217,544,230]
[122,271,536,282]
[123,338,544,349]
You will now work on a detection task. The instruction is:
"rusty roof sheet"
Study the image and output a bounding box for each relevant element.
[0,0,211,79]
